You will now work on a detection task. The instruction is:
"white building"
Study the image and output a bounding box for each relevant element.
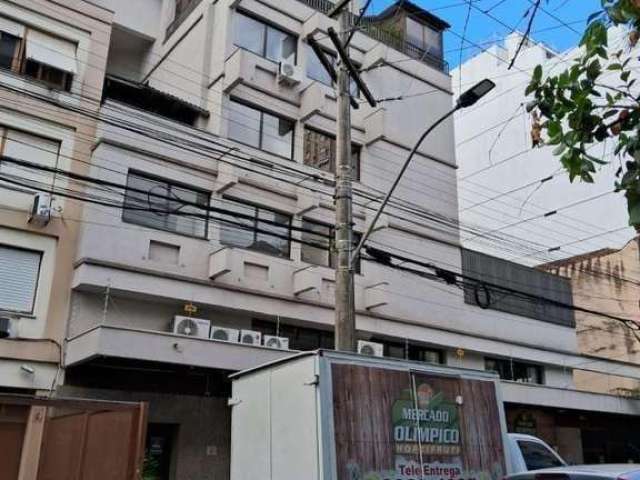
[1,1,640,476]
[453,30,637,265]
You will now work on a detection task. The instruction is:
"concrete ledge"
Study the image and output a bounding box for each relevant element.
[502,381,640,416]
[66,325,296,371]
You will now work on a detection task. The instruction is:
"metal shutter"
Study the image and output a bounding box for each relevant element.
[0,245,42,313]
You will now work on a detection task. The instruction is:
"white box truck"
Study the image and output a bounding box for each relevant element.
[229,350,511,480]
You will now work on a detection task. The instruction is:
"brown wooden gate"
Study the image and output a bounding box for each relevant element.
[0,395,147,480]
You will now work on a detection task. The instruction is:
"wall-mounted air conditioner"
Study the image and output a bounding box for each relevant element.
[240,329,262,346]
[29,192,51,226]
[263,335,289,350]
[357,340,384,357]
[171,316,211,339]
[278,61,302,86]
[210,326,240,343]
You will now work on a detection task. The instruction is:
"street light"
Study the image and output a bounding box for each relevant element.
[350,79,496,267]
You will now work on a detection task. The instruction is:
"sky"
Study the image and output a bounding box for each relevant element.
[371,0,603,68]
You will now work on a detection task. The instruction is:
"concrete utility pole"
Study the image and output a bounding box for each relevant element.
[334,6,355,352]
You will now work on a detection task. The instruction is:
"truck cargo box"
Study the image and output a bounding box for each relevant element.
[229,350,509,480]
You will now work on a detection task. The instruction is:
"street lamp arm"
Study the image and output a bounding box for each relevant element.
[350,105,460,268]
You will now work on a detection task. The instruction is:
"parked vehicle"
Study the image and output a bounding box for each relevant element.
[507,465,640,480]
[508,433,567,473]
[230,350,516,480]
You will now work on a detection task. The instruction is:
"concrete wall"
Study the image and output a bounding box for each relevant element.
[542,238,640,396]
[453,31,637,264]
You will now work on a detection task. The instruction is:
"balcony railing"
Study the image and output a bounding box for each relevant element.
[298,0,449,73]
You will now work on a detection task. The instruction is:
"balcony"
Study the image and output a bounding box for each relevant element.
[65,325,296,371]
[297,0,449,72]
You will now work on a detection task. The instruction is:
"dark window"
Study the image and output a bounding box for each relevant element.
[253,319,334,350]
[175,0,199,20]
[406,17,443,59]
[0,32,20,70]
[24,60,72,91]
[228,99,295,159]
[233,12,297,63]
[144,423,178,480]
[485,357,543,384]
[219,198,292,259]
[303,128,360,180]
[518,440,564,470]
[123,171,210,238]
[378,339,444,364]
[301,219,361,273]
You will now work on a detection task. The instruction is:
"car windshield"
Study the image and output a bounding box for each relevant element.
[518,440,564,470]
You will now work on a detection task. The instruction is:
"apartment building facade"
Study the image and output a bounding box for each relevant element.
[1,0,640,477]
[0,0,112,392]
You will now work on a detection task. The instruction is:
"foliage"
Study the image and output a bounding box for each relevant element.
[527,0,640,228]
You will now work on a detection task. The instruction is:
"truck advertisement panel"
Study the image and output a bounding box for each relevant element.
[332,363,506,480]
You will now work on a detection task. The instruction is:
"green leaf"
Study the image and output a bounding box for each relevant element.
[621,70,631,82]
[608,63,623,70]
[533,64,543,83]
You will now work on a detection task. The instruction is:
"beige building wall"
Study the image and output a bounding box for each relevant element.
[541,238,640,397]
[0,0,113,391]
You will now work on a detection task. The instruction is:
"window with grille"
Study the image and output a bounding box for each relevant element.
[303,128,361,180]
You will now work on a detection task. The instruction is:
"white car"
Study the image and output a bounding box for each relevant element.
[507,464,640,480]
[508,433,567,473]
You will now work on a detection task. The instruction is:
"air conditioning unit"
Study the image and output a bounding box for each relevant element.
[278,61,302,86]
[263,335,289,350]
[357,340,384,357]
[29,192,51,226]
[210,326,240,343]
[240,329,262,346]
[171,316,210,339]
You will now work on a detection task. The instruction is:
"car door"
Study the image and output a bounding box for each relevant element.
[518,439,566,471]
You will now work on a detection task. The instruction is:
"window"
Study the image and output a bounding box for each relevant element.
[380,339,444,364]
[304,44,360,96]
[228,100,295,158]
[0,18,76,91]
[0,127,60,186]
[518,440,564,470]
[406,17,443,59]
[122,171,210,238]
[175,0,200,20]
[219,198,292,258]
[233,12,296,63]
[253,319,334,350]
[0,245,42,314]
[303,128,361,180]
[300,219,361,273]
[485,357,543,384]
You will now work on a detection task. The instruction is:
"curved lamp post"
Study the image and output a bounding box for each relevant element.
[350,79,496,267]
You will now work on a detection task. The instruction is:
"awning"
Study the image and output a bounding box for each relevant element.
[0,16,25,38]
[26,29,77,74]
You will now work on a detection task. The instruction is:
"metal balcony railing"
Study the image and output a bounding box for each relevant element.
[297,0,449,73]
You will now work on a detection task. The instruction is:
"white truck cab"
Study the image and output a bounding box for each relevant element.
[508,433,567,473]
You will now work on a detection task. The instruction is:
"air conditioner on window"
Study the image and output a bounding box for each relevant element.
[278,61,302,86]
[29,192,51,226]
[171,316,211,339]
[210,326,240,343]
[357,340,384,357]
[240,329,262,345]
[263,335,289,350]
